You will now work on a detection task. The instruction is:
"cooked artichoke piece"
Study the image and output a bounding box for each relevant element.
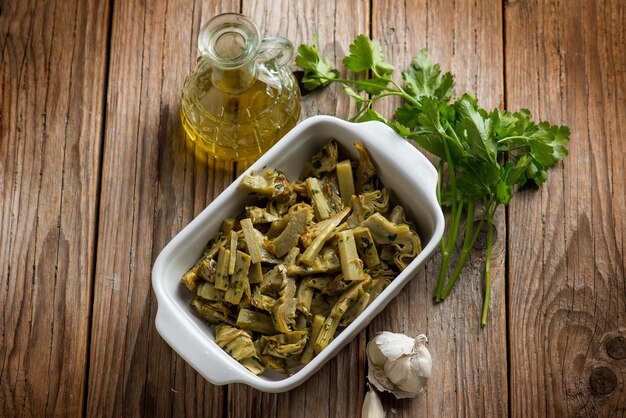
[355,142,377,193]
[362,213,421,270]
[272,276,297,333]
[191,297,232,325]
[228,230,238,275]
[300,206,351,266]
[393,230,421,270]
[258,265,287,296]
[300,314,325,364]
[307,139,338,177]
[196,256,217,282]
[294,314,308,330]
[214,324,257,361]
[245,206,281,224]
[261,330,309,358]
[336,159,355,205]
[239,356,265,375]
[224,251,251,305]
[296,277,315,315]
[240,218,263,264]
[236,308,277,335]
[214,247,230,290]
[352,226,381,268]
[197,282,224,301]
[287,246,341,276]
[239,168,293,201]
[339,291,370,327]
[305,177,333,221]
[255,339,288,374]
[181,266,200,292]
[267,203,313,258]
[251,289,276,312]
[320,173,344,213]
[307,276,334,291]
[347,188,390,228]
[337,229,365,281]
[314,279,368,354]
[300,206,350,249]
[388,205,414,228]
[266,215,289,239]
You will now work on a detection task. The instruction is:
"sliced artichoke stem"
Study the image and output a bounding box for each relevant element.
[300,314,325,364]
[296,277,315,315]
[248,261,263,284]
[336,159,355,206]
[314,280,366,353]
[352,226,381,268]
[214,247,230,290]
[284,247,300,267]
[228,230,238,275]
[240,218,263,264]
[236,308,277,335]
[306,177,333,221]
[224,251,251,305]
[339,292,371,327]
[337,229,365,281]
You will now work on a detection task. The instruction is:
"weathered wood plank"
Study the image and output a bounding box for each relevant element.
[370,0,508,416]
[86,0,238,416]
[225,1,369,417]
[0,0,110,416]
[506,0,626,416]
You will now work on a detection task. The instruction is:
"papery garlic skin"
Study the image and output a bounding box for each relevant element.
[362,385,386,418]
[366,332,431,399]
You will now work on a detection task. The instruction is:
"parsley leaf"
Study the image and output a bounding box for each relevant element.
[295,42,339,90]
[342,35,394,77]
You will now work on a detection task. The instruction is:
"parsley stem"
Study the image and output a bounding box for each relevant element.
[481,211,494,326]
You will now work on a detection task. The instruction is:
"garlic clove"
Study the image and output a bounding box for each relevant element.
[374,332,415,362]
[383,355,411,386]
[367,338,387,368]
[362,385,386,418]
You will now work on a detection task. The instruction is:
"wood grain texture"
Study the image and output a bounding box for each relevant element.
[0,0,109,416]
[370,0,508,416]
[506,0,626,416]
[85,0,237,416]
[223,1,370,417]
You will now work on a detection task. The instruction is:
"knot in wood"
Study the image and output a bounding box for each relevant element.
[589,367,617,396]
[606,336,626,360]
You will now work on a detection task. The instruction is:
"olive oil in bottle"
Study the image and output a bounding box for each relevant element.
[181,13,301,163]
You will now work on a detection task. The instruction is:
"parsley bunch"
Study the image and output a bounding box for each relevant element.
[296,35,570,325]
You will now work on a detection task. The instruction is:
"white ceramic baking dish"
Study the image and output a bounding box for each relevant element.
[152,115,444,392]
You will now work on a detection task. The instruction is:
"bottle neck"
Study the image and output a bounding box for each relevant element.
[211,61,256,93]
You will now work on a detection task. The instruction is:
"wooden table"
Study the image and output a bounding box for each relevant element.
[2,0,625,416]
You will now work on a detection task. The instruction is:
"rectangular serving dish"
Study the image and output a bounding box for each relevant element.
[151,115,444,392]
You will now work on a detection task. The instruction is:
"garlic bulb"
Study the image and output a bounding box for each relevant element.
[366,332,431,399]
[362,385,385,418]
